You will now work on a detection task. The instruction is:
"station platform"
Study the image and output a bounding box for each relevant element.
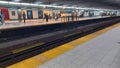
[7,21,120,68]
[0,16,109,30]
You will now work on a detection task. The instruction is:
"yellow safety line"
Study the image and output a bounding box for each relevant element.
[7,23,120,68]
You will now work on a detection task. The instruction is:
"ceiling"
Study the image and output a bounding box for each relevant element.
[2,0,120,9]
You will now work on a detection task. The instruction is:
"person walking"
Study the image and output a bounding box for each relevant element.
[0,11,5,25]
[22,12,26,23]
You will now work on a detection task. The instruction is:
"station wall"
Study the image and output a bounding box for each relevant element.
[9,9,18,20]
[32,9,38,19]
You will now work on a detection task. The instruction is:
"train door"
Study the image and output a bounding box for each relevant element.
[27,10,33,19]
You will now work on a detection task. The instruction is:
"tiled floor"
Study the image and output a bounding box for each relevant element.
[36,24,120,68]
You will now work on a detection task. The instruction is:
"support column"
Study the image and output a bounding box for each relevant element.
[17,8,22,23]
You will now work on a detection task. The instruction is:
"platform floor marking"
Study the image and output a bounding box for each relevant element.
[42,44,74,59]
[7,22,120,68]
[7,58,42,68]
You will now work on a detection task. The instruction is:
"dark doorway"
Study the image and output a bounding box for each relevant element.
[27,10,33,19]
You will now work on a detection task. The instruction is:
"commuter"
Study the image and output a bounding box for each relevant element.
[75,12,78,20]
[48,14,51,19]
[92,12,94,17]
[71,12,74,21]
[55,14,59,21]
[89,12,94,17]
[0,14,1,24]
[58,13,61,18]
[57,13,61,19]
[58,13,61,21]
[43,13,46,21]
[44,13,49,22]
[52,12,56,19]
[80,12,84,17]
[0,11,5,25]
[77,12,80,20]
[22,12,26,23]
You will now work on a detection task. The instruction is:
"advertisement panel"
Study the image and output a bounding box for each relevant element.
[0,8,9,20]
[27,10,33,19]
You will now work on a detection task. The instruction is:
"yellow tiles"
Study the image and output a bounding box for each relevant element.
[7,22,120,68]
[7,58,42,68]
[42,44,74,59]
[33,55,50,63]
[49,45,74,53]
[66,35,94,47]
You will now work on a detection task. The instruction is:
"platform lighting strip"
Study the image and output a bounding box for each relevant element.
[13,0,21,2]
[0,1,119,11]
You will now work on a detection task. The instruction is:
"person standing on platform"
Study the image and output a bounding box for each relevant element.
[0,11,5,25]
[44,13,49,22]
[22,12,26,23]
[55,14,59,21]
[48,14,51,20]
[71,12,74,21]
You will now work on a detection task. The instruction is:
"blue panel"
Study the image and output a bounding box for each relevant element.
[27,10,33,19]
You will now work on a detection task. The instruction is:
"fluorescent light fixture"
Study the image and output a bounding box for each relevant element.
[0,1,8,4]
[30,4,39,6]
[13,0,21,2]
[35,2,43,4]
[21,3,30,6]
[9,2,20,5]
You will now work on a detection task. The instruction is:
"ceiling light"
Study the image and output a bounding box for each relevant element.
[0,1,8,4]
[35,2,43,4]
[13,0,21,2]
